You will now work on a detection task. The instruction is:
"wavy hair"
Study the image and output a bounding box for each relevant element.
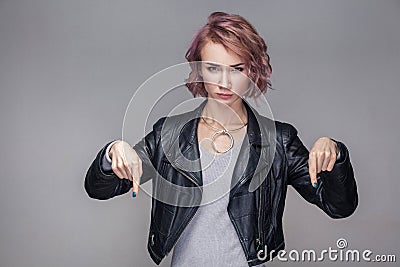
[185,11,273,97]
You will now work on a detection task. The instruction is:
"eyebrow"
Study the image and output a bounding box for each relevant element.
[205,62,245,67]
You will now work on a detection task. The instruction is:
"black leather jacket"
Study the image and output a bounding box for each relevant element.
[84,99,358,266]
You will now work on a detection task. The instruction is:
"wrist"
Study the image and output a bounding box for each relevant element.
[105,140,119,163]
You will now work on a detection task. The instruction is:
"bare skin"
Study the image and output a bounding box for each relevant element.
[108,141,142,195]
[108,41,338,196]
[197,41,249,155]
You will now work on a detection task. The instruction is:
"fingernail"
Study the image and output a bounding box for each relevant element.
[313,182,318,188]
[132,191,137,198]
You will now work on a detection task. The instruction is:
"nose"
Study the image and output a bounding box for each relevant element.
[219,67,232,89]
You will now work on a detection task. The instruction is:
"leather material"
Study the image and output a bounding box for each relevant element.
[84,99,358,266]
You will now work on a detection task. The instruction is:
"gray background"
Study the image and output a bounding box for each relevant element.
[1,0,399,266]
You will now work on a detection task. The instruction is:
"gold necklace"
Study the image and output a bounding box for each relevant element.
[201,116,248,153]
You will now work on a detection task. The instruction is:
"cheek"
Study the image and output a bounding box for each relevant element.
[231,75,250,94]
[203,81,217,93]
[201,72,218,92]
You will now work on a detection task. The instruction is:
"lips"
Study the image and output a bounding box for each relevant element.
[216,93,234,100]
[217,93,233,96]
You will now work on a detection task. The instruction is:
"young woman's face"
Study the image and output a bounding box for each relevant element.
[200,41,250,106]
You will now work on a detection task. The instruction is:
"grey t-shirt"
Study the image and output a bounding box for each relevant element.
[170,138,266,267]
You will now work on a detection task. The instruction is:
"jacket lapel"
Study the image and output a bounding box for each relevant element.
[165,100,206,187]
[229,100,273,197]
[165,98,273,193]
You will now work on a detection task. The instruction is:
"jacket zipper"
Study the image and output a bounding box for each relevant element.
[230,169,265,259]
[256,178,263,252]
[164,161,202,255]
[166,203,199,256]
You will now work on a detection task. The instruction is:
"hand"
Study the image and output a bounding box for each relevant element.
[308,137,338,188]
[109,140,143,197]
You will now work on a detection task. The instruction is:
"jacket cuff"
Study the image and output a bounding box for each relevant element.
[101,140,119,173]
[331,138,344,163]
[99,140,119,176]
[105,140,119,163]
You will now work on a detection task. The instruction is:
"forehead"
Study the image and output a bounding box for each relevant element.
[200,41,244,66]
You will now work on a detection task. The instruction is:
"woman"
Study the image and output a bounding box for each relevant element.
[85,12,358,266]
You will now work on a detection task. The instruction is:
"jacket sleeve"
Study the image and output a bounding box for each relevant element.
[284,123,358,218]
[84,117,166,200]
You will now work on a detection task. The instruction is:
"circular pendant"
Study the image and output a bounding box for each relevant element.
[211,129,234,154]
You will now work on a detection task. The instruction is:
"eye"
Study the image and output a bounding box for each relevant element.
[206,66,220,72]
[231,67,244,72]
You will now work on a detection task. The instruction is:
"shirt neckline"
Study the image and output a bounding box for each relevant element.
[199,136,245,158]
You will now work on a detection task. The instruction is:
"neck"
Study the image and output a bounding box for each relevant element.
[201,98,248,127]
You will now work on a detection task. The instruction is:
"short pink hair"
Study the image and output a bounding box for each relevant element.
[185,11,273,97]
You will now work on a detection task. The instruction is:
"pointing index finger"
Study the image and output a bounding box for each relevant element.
[308,152,318,188]
[130,164,140,198]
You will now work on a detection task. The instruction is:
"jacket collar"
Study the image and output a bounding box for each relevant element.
[165,98,273,190]
[181,98,263,146]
